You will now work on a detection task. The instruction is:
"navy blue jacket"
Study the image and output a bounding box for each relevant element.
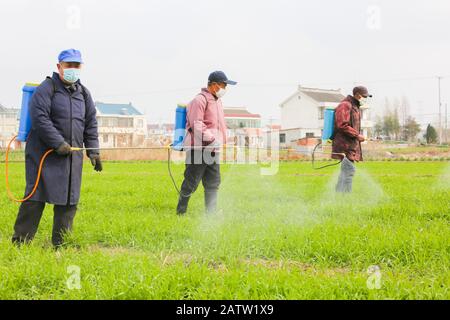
[25,72,99,205]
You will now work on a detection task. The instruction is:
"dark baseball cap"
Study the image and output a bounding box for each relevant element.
[353,86,372,98]
[208,71,237,85]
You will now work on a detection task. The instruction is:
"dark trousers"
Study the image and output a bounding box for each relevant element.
[177,150,221,214]
[336,158,356,193]
[12,201,77,247]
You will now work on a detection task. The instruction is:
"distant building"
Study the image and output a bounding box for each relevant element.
[146,123,175,146]
[0,103,20,149]
[147,124,162,136]
[224,107,263,147]
[279,86,373,147]
[147,123,174,137]
[95,102,147,148]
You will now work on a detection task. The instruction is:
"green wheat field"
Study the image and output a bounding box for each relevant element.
[0,160,449,299]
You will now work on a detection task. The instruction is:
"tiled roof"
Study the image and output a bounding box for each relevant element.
[224,108,261,118]
[280,86,345,106]
[96,102,143,116]
[301,90,345,103]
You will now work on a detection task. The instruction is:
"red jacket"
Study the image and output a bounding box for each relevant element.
[332,95,363,162]
[184,88,227,151]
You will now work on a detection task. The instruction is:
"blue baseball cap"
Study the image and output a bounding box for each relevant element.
[208,71,237,85]
[58,49,83,63]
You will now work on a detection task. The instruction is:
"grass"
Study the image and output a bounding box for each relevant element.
[0,160,449,299]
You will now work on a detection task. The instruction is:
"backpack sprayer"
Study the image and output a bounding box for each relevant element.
[312,107,346,170]
[4,85,344,203]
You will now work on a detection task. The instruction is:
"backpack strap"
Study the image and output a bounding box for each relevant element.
[78,83,89,105]
[46,76,57,100]
[198,93,209,111]
[187,93,209,134]
[350,105,354,128]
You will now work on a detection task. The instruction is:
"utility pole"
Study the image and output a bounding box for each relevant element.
[446,102,448,144]
[438,76,443,144]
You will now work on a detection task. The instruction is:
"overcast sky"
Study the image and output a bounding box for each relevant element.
[1,0,449,127]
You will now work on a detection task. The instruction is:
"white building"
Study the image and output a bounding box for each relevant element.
[0,104,19,148]
[95,102,147,148]
[279,86,373,147]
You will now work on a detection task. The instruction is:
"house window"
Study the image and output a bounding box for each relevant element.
[118,118,133,128]
[103,134,109,143]
[103,117,118,127]
[306,132,314,138]
[318,107,325,120]
[280,133,286,143]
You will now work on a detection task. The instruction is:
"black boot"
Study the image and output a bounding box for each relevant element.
[176,194,190,215]
[205,191,218,214]
[52,205,77,247]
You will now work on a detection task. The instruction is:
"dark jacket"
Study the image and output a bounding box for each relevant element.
[332,95,363,162]
[25,72,99,205]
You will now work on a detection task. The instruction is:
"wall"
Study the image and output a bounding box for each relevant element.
[280,92,320,130]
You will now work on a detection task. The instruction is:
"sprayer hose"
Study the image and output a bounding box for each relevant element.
[312,142,345,170]
[4,137,346,203]
[5,135,53,203]
[167,146,181,195]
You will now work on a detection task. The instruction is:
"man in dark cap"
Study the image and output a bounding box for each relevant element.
[12,49,102,247]
[176,71,237,215]
[332,86,372,193]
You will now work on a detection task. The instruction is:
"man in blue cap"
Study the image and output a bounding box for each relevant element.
[12,49,102,248]
[176,71,237,215]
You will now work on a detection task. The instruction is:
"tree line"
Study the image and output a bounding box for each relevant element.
[372,97,437,143]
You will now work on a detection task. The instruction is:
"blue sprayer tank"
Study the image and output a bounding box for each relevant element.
[322,108,335,141]
[17,83,39,142]
[172,104,187,151]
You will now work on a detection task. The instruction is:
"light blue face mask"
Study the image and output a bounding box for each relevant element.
[63,68,81,83]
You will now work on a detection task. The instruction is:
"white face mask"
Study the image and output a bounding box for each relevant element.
[62,68,81,83]
[359,97,368,106]
[216,87,227,99]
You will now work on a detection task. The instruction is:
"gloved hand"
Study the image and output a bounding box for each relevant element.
[55,141,72,156]
[89,153,103,172]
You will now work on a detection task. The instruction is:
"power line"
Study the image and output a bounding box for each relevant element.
[304,75,450,88]
[409,112,450,117]
[93,74,450,99]
[438,76,443,144]
[241,74,450,88]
